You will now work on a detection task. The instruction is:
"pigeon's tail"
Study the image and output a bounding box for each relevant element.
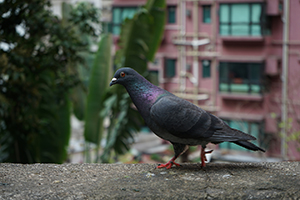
[233,141,265,152]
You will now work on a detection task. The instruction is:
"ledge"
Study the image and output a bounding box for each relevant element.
[1,162,299,199]
[221,36,265,43]
[218,111,264,121]
[220,92,264,101]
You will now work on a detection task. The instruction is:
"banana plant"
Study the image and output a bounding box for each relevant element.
[83,34,112,162]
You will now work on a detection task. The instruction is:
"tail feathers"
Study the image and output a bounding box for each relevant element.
[234,141,265,152]
[211,127,257,143]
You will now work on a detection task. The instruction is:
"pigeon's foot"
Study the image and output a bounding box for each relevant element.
[157,156,181,169]
[201,147,213,167]
[157,161,181,169]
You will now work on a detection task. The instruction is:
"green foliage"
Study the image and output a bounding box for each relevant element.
[145,0,166,61]
[115,0,166,73]
[39,94,71,162]
[115,10,150,73]
[70,83,86,121]
[63,2,101,121]
[84,34,112,145]
[100,0,166,162]
[150,153,163,162]
[0,0,100,163]
[283,118,300,152]
[287,131,300,142]
[100,93,142,162]
[68,2,101,37]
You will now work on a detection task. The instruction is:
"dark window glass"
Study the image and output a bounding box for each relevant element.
[203,5,211,23]
[165,58,176,78]
[202,60,211,78]
[167,6,176,24]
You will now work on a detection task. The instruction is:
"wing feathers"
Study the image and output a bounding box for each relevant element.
[150,95,258,143]
[150,95,213,138]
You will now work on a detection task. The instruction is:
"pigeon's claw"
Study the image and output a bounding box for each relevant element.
[157,157,181,169]
[201,147,213,167]
[157,161,181,169]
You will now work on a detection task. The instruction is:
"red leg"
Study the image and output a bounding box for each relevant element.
[157,156,181,169]
[200,146,213,167]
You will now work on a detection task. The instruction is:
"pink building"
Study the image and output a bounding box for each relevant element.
[110,0,300,160]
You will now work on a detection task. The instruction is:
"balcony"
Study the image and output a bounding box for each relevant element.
[219,2,271,43]
[219,62,265,100]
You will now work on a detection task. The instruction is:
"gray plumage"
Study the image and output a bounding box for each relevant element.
[110,67,265,168]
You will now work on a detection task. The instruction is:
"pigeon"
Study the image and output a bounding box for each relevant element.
[110,67,265,169]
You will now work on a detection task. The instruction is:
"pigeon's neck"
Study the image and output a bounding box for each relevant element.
[124,76,168,117]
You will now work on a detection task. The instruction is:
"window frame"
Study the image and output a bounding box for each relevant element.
[219,62,265,94]
[219,3,269,36]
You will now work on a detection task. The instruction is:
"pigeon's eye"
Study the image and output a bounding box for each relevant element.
[120,72,125,77]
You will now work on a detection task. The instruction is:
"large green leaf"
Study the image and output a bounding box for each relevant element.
[84,34,112,144]
[71,84,86,121]
[116,11,151,73]
[70,52,93,121]
[145,0,166,61]
[54,94,71,163]
[56,94,71,163]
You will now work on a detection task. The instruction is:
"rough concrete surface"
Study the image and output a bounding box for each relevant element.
[0,162,299,199]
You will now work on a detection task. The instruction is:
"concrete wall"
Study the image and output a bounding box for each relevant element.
[1,162,300,199]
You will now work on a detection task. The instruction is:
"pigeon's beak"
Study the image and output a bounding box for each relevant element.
[109,77,117,86]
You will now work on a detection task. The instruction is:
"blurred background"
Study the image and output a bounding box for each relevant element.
[1,0,299,165]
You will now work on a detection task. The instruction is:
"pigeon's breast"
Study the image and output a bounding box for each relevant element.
[127,85,167,118]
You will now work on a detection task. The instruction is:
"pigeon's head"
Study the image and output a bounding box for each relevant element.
[109,67,139,87]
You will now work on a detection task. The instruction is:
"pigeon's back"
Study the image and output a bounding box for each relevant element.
[149,95,256,145]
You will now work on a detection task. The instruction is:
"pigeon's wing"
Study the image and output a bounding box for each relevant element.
[150,95,222,139]
[150,95,256,142]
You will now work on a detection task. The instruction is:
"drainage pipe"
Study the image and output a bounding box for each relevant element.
[281,0,289,160]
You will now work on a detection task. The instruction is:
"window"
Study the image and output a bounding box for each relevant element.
[219,62,264,94]
[167,6,176,24]
[219,120,262,151]
[112,7,137,35]
[202,60,211,78]
[203,5,211,23]
[219,3,269,36]
[165,58,176,78]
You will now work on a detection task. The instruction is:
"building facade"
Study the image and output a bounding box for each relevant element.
[110,0,300,160]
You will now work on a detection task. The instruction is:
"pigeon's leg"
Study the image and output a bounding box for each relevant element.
[157,143,188,169]
[200,146,213,167]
